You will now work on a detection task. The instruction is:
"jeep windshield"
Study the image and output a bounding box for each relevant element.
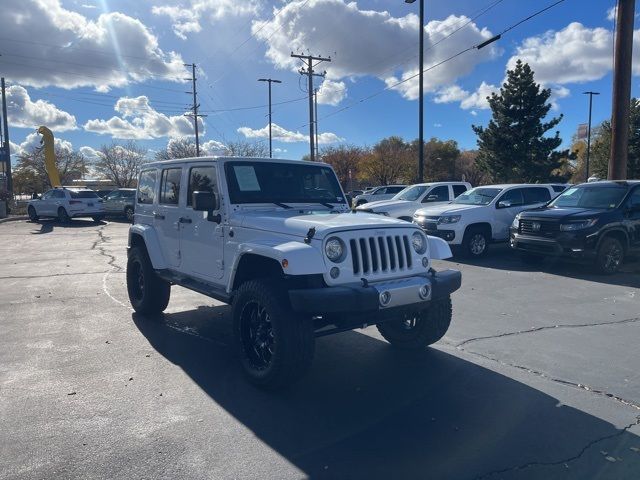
[393,185,429,201]
[452,187,502,205]
[225,161,346,205]
[549,185,627,209]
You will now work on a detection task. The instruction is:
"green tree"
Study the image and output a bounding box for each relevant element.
[421,138,461,181]
[472,60,565,182]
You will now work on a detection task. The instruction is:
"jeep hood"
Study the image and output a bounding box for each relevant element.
[415,203,485,216]
[237,210,413,238]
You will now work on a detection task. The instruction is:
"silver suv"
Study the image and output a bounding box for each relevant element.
[126,157,462,388]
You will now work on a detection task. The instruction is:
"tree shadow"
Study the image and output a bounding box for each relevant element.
[448,243,640,288]
[132,307,640,479]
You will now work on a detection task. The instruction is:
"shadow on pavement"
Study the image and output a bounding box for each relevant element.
[132,307,640,480]
[29,218,106,234]
[448,243,640,289]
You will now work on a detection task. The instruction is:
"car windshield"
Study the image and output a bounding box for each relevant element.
[452,187,502,205]
[69,190,98,199]
[393,185,429,201]
[225,161,346,205]
[549,185,628,209]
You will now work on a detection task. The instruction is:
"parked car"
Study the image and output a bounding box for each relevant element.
[356,182,471,221]
[27,187,105,223]
[352,185,407,207]
[510,180,640,274]
[413,184,555,257]
[103,188,136,221]
[96,190,113,199]
[548,183,571,196]
[126,156,461,388]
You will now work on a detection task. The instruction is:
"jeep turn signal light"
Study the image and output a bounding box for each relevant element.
[281,259,289,268]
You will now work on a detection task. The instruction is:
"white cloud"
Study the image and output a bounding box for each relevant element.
[470,110,478,116]
[84,96,203,139]
[79,146,101,161]
[152,0,261,39]
[433,123,442,128]
[81,3,97,9]
[607,6,617,21]
[238,123,343,144]
[507,22,640,85]
[1,0,186,90]
[9,141,23,157]
[460,81,498,110]
[6,85,77,131]
[433,85,468,104]
[317,80,347,106]
[17,132,73,155]
[201,139,228,155]
[254,1,498,100]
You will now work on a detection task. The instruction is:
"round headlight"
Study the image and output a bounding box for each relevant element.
[325,237,344,262]
[411,232,427,254]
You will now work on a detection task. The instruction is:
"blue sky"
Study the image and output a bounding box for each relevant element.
[2,0,636,164]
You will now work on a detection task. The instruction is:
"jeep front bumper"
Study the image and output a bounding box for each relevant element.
[288,269,461,314]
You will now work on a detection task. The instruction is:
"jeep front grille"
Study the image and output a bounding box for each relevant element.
[349,235,412,275]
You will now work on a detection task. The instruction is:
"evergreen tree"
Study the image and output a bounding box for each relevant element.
[472,60,565,182]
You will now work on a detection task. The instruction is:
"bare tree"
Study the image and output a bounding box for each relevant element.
[154,138,197,160]
[94,141,148,188]
[15,145,87,190]
[225,140,269,157]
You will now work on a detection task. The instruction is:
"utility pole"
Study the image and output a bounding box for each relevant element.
[405,0,424,182]
[291,53,331,161]
[1,78,12,195]
[609,0,635,180]
[583,91,600,182]
[184,63,206,157]
[314,88,319,158]
[258,78,282,158]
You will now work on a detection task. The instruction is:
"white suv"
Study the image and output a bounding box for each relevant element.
[413,184,555,257]
[126,157,462,388]
[352,185,407,207]
[27,188,105,223]
[356,182,471,221]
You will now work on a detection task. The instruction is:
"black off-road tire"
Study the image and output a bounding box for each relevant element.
[125,206,134,223]
[126,246,171,314]
[233,280,315,389]
[595,237,625,275]
[57,207,71,223]
[28,206,39,222]
[461,226,490,258]
[377,296,452,350]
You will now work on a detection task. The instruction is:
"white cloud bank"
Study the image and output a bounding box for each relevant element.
[238,123,343,144]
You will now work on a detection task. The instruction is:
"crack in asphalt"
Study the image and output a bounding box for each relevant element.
[474,416,640,479]
[456,316,640,348]
[0,271,111,279]
[91,225,123,272]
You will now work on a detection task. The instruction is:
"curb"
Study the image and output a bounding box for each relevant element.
[0,216,29,224]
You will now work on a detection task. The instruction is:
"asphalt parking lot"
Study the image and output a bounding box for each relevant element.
[1,219,639,480]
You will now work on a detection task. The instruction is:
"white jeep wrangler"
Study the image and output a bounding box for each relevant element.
[126,157,461,388]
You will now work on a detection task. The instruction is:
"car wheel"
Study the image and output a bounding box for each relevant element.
[125,206,134,222]
[28,206,39,222]
[233,280,315,389]
[376,296,452,349]
[92,215,105,223]
[595,237,624,275]
[462,227,489,258]
[126,246,171,314]
[57,207,71,223]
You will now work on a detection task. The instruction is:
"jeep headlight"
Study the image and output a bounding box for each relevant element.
[438,215,461,224]
[411,232,427,254]
[325,237,345,262]
[560,219,597,231]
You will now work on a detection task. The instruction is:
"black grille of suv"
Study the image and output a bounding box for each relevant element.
[519,220,559,237]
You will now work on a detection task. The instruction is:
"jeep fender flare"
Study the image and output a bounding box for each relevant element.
[427,235,453,260]
[128,224,167,270]
[228,241,325,292]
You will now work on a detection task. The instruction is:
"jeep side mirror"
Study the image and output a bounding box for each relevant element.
[193,191,220,222]
[497,200,512,209]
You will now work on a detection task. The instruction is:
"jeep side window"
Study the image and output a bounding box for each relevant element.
[452,184,467,198]
[523,187,551,205]
[187,166,217,207]
[138,170,157,205]
[159,168,182,205]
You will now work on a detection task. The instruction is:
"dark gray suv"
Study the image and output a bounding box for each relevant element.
[103,188,136,222]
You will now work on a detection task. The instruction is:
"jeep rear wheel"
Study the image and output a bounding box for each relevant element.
[376,296,452,349]
[233,280,314,389]
[126,246,171,314]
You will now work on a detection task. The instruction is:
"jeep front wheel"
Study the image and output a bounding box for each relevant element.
[376,296,452,349]
[126,246,171,314]
[233,280,314,389]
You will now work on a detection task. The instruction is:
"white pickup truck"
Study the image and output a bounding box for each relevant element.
[126,157,462,388]
[356,182,471,221]
[413,184,555,257]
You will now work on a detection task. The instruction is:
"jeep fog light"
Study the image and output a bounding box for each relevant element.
[422,257,429,268]
[379,291,391,307]
[330,267,340,278]
[419,284,431,300]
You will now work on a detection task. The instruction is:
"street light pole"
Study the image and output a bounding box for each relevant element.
[583,91,600,182]
[405,0,424,182]
[258,78,282,158]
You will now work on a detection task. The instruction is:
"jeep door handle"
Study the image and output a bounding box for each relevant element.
[154,213,165,220]
[179,217,192,224]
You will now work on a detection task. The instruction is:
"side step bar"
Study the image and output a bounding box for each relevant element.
[156,269,232,304]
